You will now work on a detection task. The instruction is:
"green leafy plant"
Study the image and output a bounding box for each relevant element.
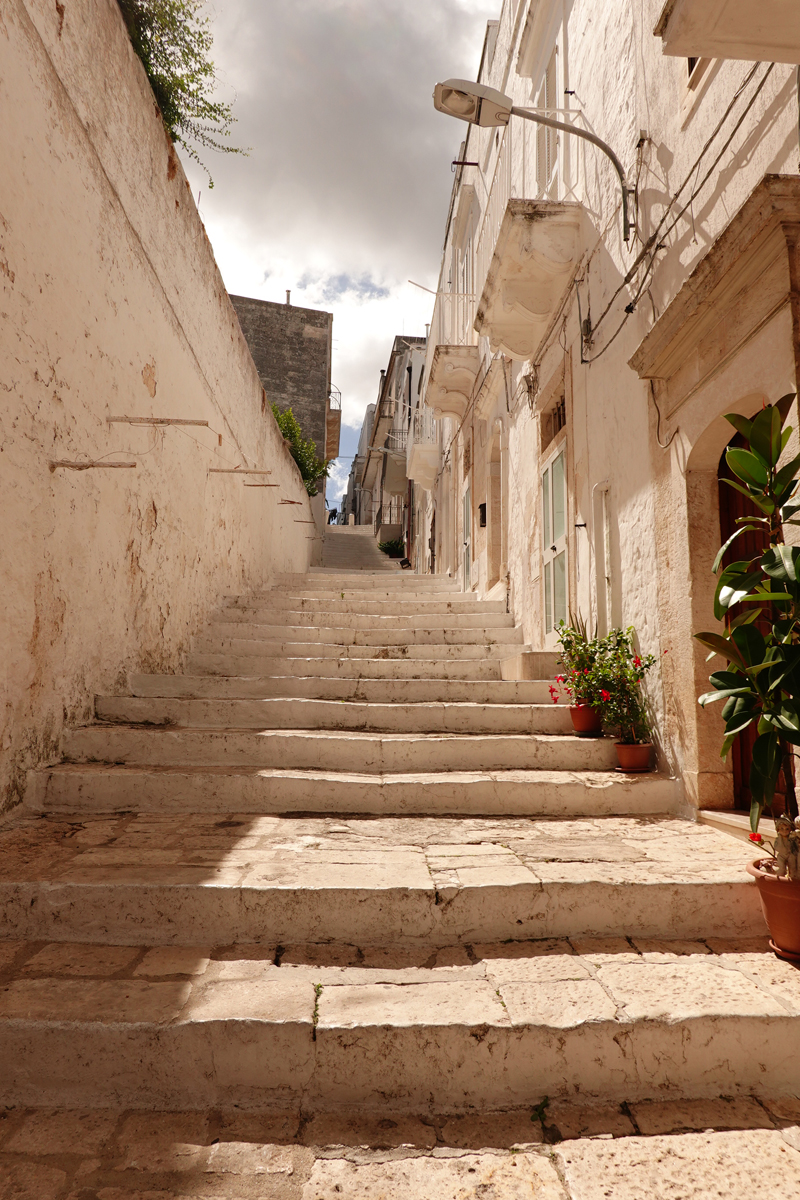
[592,628,655,745]
[696,395,800,833]
[117,0,246,183]
[551,621,654,742]
[378,537,406,558]
[271,404,329,497]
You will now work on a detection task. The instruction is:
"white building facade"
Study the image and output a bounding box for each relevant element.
[410,0,800,813]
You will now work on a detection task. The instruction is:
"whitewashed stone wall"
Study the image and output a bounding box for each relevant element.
[421,0,800,805]
[0,0,311,812]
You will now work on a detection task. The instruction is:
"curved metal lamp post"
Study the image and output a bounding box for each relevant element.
[433,79,634,243]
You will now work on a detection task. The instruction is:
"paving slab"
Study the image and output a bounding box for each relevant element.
[555,1129,800,1199]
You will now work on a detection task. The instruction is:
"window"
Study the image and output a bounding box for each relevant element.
[536,48,558,198]
[541,389,566,452]
[478,502,487,528]
[542,449,567,639]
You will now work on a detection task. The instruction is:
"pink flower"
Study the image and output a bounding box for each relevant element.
[634,655,642,668]
[601,689,611,702]
[548,685,559,705]
[749,833,763,843]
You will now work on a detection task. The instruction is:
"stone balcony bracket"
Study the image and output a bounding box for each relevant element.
[474,200,583,360]
[427,344,481,422]
[654,0,800,66]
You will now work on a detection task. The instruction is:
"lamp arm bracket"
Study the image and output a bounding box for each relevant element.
[510,106,633,243]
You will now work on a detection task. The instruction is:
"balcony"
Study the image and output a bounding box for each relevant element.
[406,407,439,491]
[474,199,582,359]
[654,0,800,65]
[427,345,480,422]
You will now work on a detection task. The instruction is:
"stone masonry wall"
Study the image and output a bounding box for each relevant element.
[229,296,333,457]
[0,0,312,813]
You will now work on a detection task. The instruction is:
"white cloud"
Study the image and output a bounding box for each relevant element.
[182,0,496,489]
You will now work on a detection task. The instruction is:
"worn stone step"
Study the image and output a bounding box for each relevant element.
[185,653,506,681]
[212,609,516,630]
[117,676,560,705]
[225,597,500,616]
[0,932,787,1112]
[29,763,676,816]
[0,1103,798,1195]
[278,571,460,589]
[204,622,525,647]
[0,813,760,949]
[63,728,619,772]
[269,585,465,600]
[99,691,570,730]
[103,691,573,733]
[196,638,530,661]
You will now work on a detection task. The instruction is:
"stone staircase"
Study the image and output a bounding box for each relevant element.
[0,549,786,1126]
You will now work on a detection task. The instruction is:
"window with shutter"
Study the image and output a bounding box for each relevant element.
[536,47,558,199]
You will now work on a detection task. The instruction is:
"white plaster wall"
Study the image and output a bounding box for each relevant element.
[421,0,800,800]
[0,0,311,812]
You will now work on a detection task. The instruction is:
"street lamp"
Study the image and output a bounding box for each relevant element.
[433,78,634,243]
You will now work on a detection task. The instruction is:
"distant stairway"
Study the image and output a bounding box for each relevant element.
[0,547,775,1115]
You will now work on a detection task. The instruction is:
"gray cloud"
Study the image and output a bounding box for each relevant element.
[182,0,496,504]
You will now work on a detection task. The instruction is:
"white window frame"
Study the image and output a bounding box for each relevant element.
[541,440,568,646]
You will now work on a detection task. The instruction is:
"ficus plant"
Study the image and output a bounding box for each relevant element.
[696,395,800,833]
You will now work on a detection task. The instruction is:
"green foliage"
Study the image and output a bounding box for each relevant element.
[117,0,246,183]
[271,404,329,496]
[553,622,655,743]
[378,538,406,557]
[695,396,800,833]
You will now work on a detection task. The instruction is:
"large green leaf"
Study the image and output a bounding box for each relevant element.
[694,631,746,667]
[726,447,768,488]
[749,405,782,467]
[723,412,754,440]
[720,476,774,514]
[762,544,800,583]
[751,730,779,777]
[724,706,759,736]
[775,393,797,426]
[714,563,763,619]
[711,526,760,574]
[731,623,767,665]
[750,798,763,834]
[772,454,800,495]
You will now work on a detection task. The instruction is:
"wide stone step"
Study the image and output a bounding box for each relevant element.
[103,691,573,733]
[269,586,465,600]
[196,638,530,661]
[279,571,460,589]
[185,652,505,681]
[0,813,759,948]
[204,622,526,647]
[212,609,515,630]
[63,728,619,772]
[0,933,788,1111]
[226,597,500,616]
[101,684,569,720]
[29,763,676,816]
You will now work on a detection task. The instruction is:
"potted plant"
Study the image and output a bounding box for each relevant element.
[593,627,656,770]
[695,395,800,959]
[551,619,604,735]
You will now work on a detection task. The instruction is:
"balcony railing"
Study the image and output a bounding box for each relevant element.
[410,407,437,447]
[386,427,408,452]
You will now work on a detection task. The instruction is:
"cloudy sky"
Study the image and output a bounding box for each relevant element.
[179,0,496,506]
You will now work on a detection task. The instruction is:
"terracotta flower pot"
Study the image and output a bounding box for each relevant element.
[746,858,800,961]
[569,705,603,735]
[614,742,652,772]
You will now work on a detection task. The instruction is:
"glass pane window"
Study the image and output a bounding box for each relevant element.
[542,468,551,547]
[552,452,565,542]
[544,561,552,634]
[541,448,567,643]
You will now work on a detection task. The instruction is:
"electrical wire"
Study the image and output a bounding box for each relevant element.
[582,61,775,362]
